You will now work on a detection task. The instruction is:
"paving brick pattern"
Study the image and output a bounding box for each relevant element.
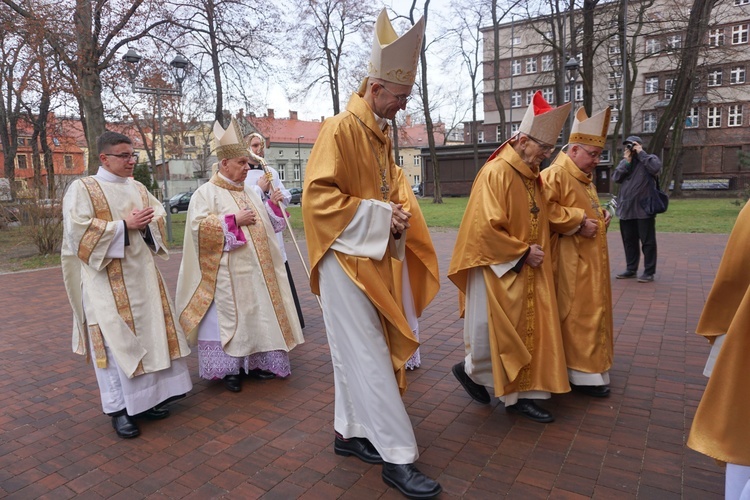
[0,230,728,498]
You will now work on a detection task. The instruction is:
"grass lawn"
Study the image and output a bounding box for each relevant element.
[1,197,745,271]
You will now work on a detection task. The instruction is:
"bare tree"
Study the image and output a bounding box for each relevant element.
[292,0,375,115]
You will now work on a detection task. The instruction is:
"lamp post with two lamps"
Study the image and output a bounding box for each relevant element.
[122,49,189,243]
[564,56,580,139]
[296,136,304,188]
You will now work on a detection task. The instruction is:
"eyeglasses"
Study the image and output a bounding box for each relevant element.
[527,135,556,152]
[379,84,412,106]
[576,144,603,160]
[105,152,139,161]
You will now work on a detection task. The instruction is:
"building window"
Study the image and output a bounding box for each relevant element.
[564,86,571,103]
[708,69,723,86]
[575,83,583,102]
[293,163,301,181]
[542,87,554,104]
[183,136,196,146]
[496,125,503,142]
[709,28,725,47]
[17,154,28,169]
[64,155,74,170]
[511,36,521,45]
[511,59,521,76]
[645,38,661,54]
[278,150,283,157]
[607,92,618,101]
[511,91,522,107]
[610,110,619,123]
[526,90,534,105]
[728,105,743,127]
[477,131,484,143]
[278,167,286,181]
[645,77,659,94]
[600,150,611,163]
[707,106,722,128]
[413,174,421,185]
[730,66,746,84]
[397,155,403,166]
[609,44,621,54]
[611,57,622,67]
[414,155,421,166]
[541,54,554,72]
[732,24,749,44]
[666,35,682,51]
[525,57,537,74]
[52,137,60,146]
[736,0,750,4]
[686,107,699,128]
[643,112,657,133]
[664,79,674,99]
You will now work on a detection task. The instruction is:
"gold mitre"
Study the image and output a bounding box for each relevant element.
[519,91,572,145]
[213,118,248,160]
[367,9,425,87]
[569,107,611,148]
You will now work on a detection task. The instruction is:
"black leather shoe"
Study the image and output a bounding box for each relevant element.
[452,362,490,404]
[637,274,654,283]
[616,270,637,279]
[571,384,611,398]
[223,374,242,392]
[246,369,276,380]
[110,411,140,438]
[334,435,383,464]
[134,406,171,420]
[506,399,554,423]
[382,462,442,499]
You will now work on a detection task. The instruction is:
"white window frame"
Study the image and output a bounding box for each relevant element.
[730,66,746,84]
[575,83,583,102]
[511,36,521,46]
[707,106,722,128]
[525,90,535,105]
[643,112,657,133]
[510,123,520,135]
[732,24,749,44]
[511,91,522,108]
[646,38,661,54]
[477,131,485,143]
[397,155,404,166]
[414,155,421,166]
[686,107,699,128]
[728,105,743,127]
[708,69,723,87]
[525,57,537,74]
[666,35,682,51]
[278,167,286,181]
[496,125,503,142]
[293,163,301,181]
[709,28,725,47]
[607,92,618,101]
[736,0,750,4]
[645,77,659,94]
[664,79,674,99]
[511,59,521,76]
[542,87,554,104]
[541,54,554,72]
[610,110,619,123]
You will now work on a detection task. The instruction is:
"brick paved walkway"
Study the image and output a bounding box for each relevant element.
[0,230,728,499]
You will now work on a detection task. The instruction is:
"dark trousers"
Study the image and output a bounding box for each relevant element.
[285,261,305,329]
[619,218,657,276]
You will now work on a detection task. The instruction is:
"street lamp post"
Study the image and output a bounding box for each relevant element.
[296,136,304,188]
[564,57,580,139]
[122,49,189,243]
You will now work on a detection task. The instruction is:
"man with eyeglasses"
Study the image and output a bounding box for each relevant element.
[302,10,442,499]
[542,107,615,399]
[449,91,572,424]
[61,131,193,439]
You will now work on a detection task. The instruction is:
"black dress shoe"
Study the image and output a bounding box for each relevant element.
[637,274,654,283]
[334,435,383,464]
[110,411,140,438]
[506,399,554,423]
[616,270,637,279]
[571,384,611,397]
[452,362,490,404]
[223,374,242,392]
[246,368,276,380]
[134,406,171,420]
[382,462,442,499]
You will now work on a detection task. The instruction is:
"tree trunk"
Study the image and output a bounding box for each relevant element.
[581,0,598,115]
[491,0,506,141]
[30,128,43,198]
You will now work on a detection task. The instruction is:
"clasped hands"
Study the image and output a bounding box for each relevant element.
[124,207,154,230]
[390,201,411,236]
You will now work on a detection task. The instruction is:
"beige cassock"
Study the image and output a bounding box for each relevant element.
[175,174,303,357]
[542,152,614,384]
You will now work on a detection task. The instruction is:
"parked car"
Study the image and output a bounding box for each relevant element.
[412,184,423,196]
[289,187,302,205]
[166,192,193,213]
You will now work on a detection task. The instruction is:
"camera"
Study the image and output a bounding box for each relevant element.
[625,142,634,150]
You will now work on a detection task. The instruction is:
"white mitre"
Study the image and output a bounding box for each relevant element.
[569,107,611,148]
[518,91,572,145]
[367,9,425,87]
[213,117,248,160]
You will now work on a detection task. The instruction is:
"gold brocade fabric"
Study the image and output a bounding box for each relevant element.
[392,168,440,317]
[448,143,569,396]
[302,93,419,392]
[687,202,750,466]
[542,153,613,375]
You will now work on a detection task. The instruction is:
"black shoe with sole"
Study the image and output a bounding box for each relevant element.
[110,410,140,438]
[616,270,637,279]
[382,462,442,499]
[506,398,554,423]
[246,368,276,380]
[134,406,171,420]
[334,435,383,464]
[637,274,654,283]
[223,374,242,392]
[452,362,490,404]
[571,383,611,398]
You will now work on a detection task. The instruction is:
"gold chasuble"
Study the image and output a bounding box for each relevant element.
[392,168,440,317]
[688,202,750,466]
[175,174,304,357]
[61,176,191,378]
[542,152,614,375]
[302,93,419,392]
[448,143,569,396]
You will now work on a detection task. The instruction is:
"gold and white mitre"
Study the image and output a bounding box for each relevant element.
[519,91,572,145]
[213,117,248,160]
[569,107,611,148]
[367,9,425,87]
